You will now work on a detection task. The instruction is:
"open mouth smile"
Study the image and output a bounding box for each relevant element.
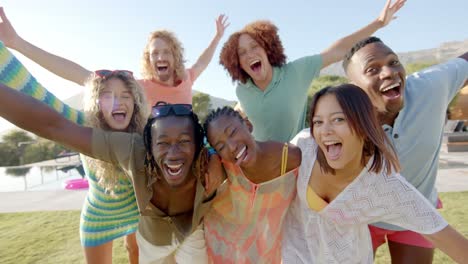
[380,81,402,100]
[323,140,342,161]
[156,63,169,73]
[165,163,183,176]
[111,110,127,122]
[249,60,262,73]
[234,145,248,166]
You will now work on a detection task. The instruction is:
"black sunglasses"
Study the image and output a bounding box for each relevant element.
[94,69,134,79]
[151,101,193,118]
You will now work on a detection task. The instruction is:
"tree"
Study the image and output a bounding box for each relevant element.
[305,75,348,127]
[22,138,68,164]
[0,130,34,166]
[2,130,34,147]
[0,129,70,166]
[192,92,212,122]
[308,75,348,96]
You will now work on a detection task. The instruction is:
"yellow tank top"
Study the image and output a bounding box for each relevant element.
[306,185,329,212]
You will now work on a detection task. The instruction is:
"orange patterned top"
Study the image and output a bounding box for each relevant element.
[204,161,298,264]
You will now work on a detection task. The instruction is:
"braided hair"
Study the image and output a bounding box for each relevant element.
[142,110,208,186]
[203,106,244,136]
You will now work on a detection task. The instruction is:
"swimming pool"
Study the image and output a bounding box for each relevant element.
[0,166,83,192]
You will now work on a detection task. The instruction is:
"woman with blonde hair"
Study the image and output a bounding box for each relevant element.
[0,42,148,263]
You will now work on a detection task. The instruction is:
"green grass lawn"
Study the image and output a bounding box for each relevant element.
[0,210,127,263]
[1,192,467,263]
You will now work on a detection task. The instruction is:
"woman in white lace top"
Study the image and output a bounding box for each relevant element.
[282,84,468,263]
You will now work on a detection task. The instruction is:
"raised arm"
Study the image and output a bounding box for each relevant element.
[0,82,93,156]
[0,41,85,124]
[191,14,229,80]
[320,0,406,68]
[0,7,92,85]
[423,225,468,264]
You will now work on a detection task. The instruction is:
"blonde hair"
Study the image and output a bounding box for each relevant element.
[141,30,186,82]
[83,72,149,193]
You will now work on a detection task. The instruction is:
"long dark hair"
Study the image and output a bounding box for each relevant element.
[309,84,400,175]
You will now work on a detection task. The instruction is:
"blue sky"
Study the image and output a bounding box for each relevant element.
[0,0,467,131]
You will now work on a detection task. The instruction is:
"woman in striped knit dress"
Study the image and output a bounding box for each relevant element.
[0,42,148,263]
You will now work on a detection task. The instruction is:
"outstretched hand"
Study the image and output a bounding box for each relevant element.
[378,0,406,27]
[0,7,20,48]
[215,14,230,40]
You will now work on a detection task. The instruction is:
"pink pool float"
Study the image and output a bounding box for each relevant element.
[64,178,89,190]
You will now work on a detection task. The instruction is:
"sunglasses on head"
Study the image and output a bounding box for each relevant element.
[151,101,193,118]
[94,69,134,79]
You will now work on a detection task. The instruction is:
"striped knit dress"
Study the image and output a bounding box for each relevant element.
[0,42,139,247]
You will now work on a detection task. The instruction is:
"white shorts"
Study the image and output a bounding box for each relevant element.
[136,224,208,264]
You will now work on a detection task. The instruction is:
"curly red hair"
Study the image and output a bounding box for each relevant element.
[220,20,287,84]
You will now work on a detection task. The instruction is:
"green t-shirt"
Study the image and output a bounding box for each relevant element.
[236,55,322,142]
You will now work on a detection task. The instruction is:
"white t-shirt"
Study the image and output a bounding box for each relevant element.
[282,129,448,263]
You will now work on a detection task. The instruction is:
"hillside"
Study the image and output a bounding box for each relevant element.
[63,90,236,111]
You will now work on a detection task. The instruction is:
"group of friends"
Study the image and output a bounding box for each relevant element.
[0,0,467,263]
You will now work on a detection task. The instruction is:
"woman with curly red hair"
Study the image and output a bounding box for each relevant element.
[220,0,405,142]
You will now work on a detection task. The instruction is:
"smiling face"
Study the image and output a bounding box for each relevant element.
[149,37,175,84]
[98,78,135,131]
[237,33,273,88]
[207,115,256,168]
[346,42,406,124]
[311,94,364,171]
[152,115,196,188]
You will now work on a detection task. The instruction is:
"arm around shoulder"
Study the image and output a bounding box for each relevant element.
[287,144,302,172]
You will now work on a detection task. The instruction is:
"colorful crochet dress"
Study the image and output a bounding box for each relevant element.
[204,144,298,263]
[0,42,139,247]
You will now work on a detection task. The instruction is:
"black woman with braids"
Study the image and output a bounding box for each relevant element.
[202,106,301,263]
[0,79,223,263]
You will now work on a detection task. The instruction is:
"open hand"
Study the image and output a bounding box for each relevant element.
[215,14,230,39]
[378,0,406,27]
[0,7,20,48]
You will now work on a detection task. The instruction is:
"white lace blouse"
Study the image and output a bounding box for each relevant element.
[282,129,447,263]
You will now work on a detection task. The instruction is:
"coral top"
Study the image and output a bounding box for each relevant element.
[137,68,195,106]
[204,145,298,263]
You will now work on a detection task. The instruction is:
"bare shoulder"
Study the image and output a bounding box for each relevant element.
[287,143,302,170]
